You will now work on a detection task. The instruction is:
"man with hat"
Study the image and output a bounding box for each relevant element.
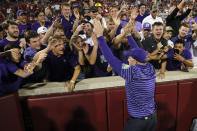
[142,4,163,28]
[37,26,48,42]
[94,19,157,131]
[89,6,107,28]
[136,3,149,23]
[95,3,103,15]
[16,10,31,37]
[138,22,151,42]
[163,26,174,48]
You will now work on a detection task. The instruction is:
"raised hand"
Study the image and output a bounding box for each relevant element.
[113,15,121,26]
[19,38,26,49]
[93,19,104,37]
[130,7,138,21]
[76,23,85,32]
[47,38,57,51]
[52,17,62,27]
[74,9,80,19]
[82,43,89,55]
[96,14,102,21]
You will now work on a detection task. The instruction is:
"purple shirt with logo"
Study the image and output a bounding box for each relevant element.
[166,49,192,71]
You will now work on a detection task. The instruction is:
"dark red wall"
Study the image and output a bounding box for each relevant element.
[28,89,108,131]
[0,92,25,131]
[176,79,197,131]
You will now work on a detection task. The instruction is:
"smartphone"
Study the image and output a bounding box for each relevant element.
[174,49,179,54]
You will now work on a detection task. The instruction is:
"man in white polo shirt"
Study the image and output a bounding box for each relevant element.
[142,4,163,28]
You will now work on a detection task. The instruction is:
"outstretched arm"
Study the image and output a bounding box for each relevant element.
[127,35,139,49]
[93,19,123,75]
[97,36,122,75]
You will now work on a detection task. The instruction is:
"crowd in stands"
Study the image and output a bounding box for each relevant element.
[0,0,197,95]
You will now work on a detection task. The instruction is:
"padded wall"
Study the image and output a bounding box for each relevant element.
[28,89,108,131]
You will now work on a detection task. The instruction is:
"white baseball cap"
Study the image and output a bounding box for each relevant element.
[37,26,48,34]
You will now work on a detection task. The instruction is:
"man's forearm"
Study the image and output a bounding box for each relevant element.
[70,65,81,82]
[183,59,194,67]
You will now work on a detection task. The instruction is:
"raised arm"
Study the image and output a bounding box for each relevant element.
[93,19,122,75]
[42,17,61,44]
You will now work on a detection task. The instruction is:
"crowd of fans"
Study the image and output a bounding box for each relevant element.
[0,0,197,95]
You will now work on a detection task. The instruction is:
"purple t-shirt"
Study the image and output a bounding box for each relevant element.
[31,21,52,32]
[0,57,22,96]
[171,35,194,50]
[60,15,76,39]
[0,38,20,52]
[46,51,79,82]
[136,13,149,23]
[18,23,31,37]
[166,49,192,71]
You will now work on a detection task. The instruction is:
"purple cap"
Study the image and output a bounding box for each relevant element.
[17,10,26,16]
[143,22,151,30]
[72,2,79,8]
[124,48,147,63]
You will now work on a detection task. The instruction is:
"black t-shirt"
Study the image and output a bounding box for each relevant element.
[141,34,168,69]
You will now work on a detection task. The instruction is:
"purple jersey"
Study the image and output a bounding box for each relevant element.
[166,49,192,71]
